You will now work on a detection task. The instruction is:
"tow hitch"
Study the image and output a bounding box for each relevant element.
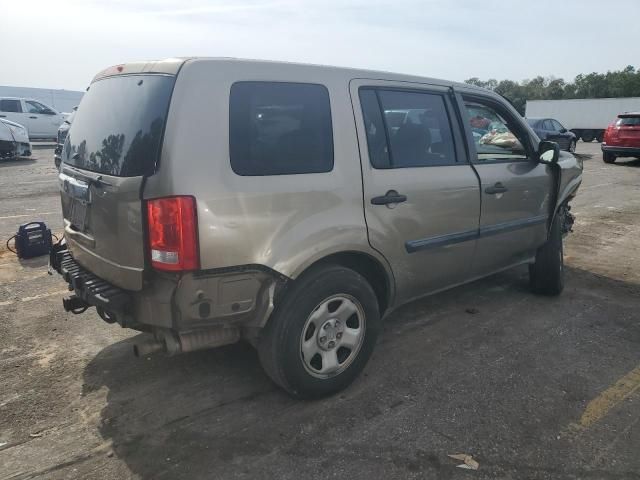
[62,295,89,314]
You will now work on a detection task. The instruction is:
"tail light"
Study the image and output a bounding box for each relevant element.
[604,124,618,142]
[146,196,199,271]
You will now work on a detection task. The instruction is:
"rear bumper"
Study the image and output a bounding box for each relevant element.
[51,246,285,333]
[602,144,640,157]
[54,249,132,313]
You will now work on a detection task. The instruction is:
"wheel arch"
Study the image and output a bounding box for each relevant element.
[286,250,395,316]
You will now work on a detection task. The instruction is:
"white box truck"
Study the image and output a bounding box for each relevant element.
[525,97,640,143]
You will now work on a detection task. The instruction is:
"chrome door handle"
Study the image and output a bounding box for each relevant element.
[484,182,508,194]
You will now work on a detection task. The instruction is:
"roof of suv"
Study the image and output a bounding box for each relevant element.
[91,57,487,94]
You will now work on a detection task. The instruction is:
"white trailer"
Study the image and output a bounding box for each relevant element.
[525,97,640,142]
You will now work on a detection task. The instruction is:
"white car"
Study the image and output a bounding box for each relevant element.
[0,97,66,139]
[0,118,32,159]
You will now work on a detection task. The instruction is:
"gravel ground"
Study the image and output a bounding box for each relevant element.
[0,142,639,479]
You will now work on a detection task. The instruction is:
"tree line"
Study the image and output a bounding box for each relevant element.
[465,65,640,115]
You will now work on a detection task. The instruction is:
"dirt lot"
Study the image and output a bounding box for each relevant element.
[1,143,639,479]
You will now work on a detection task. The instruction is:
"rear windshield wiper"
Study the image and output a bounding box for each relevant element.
[64,162,113,187]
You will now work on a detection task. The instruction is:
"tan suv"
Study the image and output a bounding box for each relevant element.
[51,58,582,398]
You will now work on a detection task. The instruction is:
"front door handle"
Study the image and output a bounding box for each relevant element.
[484,182,508,195]
[0,115,6,118]
[371,190,407,205]
[29,116,38,119]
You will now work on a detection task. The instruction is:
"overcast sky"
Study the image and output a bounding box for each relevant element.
[2,0,638,91]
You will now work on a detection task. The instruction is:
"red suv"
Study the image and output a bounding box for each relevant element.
[602,112,640,163]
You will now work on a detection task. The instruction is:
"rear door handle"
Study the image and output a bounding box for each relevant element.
[484,182,508,195]
[371,190,407,205]
[29,116,38,119]
[0,115,6,118]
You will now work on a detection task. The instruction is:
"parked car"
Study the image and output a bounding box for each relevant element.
[0,118,31,160]
[0,97,66,140]
[526,118,577,152]
[54,107,77,169]
[50,58,582,399]
[602,112,640,163]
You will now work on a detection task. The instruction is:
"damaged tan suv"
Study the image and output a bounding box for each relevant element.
[51,58,582,398]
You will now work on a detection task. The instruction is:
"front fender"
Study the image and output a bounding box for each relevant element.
[549,151,582,231]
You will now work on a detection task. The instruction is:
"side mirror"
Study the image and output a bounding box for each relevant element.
[538,140,560,164]
[43,109,56,115]
[559,128,567,133]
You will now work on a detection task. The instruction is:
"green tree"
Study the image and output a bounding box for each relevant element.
[465,66,640,115]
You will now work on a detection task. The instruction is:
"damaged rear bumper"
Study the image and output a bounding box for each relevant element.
[50,244,286,353]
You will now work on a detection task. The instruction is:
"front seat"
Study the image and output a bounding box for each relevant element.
[392,122,431,167]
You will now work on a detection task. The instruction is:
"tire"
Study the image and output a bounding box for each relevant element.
[258,264,381,399]
[568,140,576,153]
[603,151,616,164]
[581,131,594,143]
[595,131,604,143]
[529,208,564,296]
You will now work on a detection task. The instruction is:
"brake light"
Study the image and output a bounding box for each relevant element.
[605,124,618,142]
[146,196,199,271]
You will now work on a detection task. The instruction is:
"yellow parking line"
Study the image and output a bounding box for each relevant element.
[567,365,640,435]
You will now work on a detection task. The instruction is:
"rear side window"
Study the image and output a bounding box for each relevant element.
[617,116,640,126]
[0,99,22,113]
[229,82,333,176]
[63,74,175,177]
[359,88,457,168]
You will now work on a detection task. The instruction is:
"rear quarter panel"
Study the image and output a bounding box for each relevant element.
[143,59,390,280]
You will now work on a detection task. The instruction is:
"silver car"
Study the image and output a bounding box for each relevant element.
[51,58,582,398]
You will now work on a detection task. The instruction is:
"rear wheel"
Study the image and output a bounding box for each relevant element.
[258,264,381,399]
[595,131,604,143]
[529,208,564,296]
[581,131,594,143]
[603,151,616,164]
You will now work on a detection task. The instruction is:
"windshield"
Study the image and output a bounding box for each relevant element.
[62,74,175,177]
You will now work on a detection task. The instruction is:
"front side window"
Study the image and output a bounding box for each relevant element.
[360,88,457,168]
[229,82,333,176]
[542,120,555,131]
[463,98,528,162]
[552,119,565,131]
[0,99,22,113]
[25,100,49,114]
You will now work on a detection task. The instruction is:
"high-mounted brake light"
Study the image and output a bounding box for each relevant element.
[147,196,199,271]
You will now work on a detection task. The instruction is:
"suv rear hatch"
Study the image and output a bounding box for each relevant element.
[615,114,640,146]
[59,69,177,291]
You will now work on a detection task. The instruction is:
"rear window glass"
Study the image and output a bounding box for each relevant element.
[62,74,175,177]
[617,116,640,126]
[229,82,333,176]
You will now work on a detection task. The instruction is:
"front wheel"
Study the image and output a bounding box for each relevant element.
[258,264,381,399]
[529,208,565,296]
[568,140,576,153]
